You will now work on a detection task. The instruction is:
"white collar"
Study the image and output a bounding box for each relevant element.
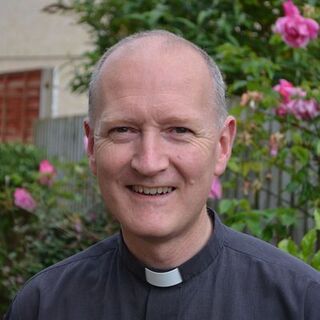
[145,267,183,287]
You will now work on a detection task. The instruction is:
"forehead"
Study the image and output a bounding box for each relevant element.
[102,39,211,91]
[95,38,215,121]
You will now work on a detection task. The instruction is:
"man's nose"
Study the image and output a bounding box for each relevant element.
[130,132,169,176]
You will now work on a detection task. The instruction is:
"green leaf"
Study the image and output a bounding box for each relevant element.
[175,17,197,31]
[228,104,244,118]
[227,158,241,173]
[278,238,299,257]
[301,229,316,262]
[277,208,297,227]
[219,199,235,214]
[311,250,320,271]
[292,132,303,145]
[147,4,169,26]
[197,9,213,26]
[125,12,147,22]
[230,222,246,232]
[238,199,251,211]
[316,140,320,157]
[291,146,310,166]
[247,218,262,238]
[242,161,263,176]
[314,209,320,231]
[229,80,248,92]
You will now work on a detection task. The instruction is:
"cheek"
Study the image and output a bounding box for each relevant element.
[95,143,133,178]
[173,146,216,183]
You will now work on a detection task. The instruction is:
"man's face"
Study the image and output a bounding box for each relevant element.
[86,44,235,243]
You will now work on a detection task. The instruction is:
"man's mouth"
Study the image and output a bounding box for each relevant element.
[128,185,175,196]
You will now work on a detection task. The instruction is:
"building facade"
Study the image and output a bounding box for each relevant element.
[0,0,92,141]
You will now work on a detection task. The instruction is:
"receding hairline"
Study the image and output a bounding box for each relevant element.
[88,30,228,127]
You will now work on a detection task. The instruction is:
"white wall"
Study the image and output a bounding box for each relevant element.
[0,0,93,117]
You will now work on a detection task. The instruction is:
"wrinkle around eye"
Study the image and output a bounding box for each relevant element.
[163,126,195,142]
[108,126,139,143]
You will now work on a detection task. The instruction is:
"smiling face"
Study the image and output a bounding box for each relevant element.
[85,38,235,245]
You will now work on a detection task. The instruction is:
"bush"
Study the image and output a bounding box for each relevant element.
[0,143,118,315]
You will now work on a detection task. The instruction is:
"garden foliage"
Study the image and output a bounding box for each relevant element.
[0,143,118,314]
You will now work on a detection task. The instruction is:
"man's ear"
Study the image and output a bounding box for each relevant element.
[214,116,237,176]
[84,119,97,176]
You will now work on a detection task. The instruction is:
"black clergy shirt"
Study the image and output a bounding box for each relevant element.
[5,209,320,319]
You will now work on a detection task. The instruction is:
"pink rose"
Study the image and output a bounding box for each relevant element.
[287,98,319,120]
[274,0,319,48]
[272,79,314,120]
[209,177,222,200]
[39,160,56,186]
[273,79,306,103]
[14,188,37,213]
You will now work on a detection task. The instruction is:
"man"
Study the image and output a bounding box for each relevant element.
[5,30,320,319]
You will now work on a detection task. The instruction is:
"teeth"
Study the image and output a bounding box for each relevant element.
[150,188,157,195]
[131,186,173,195]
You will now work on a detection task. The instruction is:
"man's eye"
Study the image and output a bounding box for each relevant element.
[109,127,137,134]
[172,127,191,134]
[108,126,138,142]
[113,127,130,133]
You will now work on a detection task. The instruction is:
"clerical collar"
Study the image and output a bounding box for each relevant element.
[145,267,183,287]
[118,208,224,288]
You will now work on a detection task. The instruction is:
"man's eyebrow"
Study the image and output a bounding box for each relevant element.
[98,116,140,125]
[157,115,199,125]
[95,117,141,133]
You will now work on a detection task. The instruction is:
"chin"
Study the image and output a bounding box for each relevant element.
[122,220,178,242]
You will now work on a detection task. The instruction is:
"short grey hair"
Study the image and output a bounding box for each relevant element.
[88,30,228,127]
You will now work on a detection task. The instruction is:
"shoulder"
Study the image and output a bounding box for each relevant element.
[214,218,320,319]
[221,223,320,283]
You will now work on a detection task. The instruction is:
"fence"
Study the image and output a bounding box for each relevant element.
[33,114,103,213]
[34,114,87,162]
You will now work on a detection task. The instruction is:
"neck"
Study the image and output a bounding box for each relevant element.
[122,209,213,270]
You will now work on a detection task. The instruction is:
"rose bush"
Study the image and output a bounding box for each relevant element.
[0,143,118,315]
